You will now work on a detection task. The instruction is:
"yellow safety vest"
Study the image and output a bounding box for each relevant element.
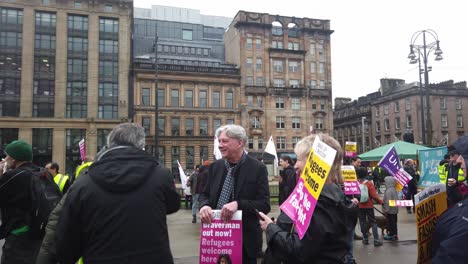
[75,162,93,179]
[53,174,69,193]
[457,167,465,181]
[438,164,447,184]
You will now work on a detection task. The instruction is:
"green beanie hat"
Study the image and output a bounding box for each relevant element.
[5,140,33,161]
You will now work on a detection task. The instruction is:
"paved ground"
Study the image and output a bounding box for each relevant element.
[170,203,419,264]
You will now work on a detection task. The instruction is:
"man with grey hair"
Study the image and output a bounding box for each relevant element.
[56,123,180,264]
[199,124,270,264]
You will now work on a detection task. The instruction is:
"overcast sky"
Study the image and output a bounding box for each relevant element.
[134,0,468,101]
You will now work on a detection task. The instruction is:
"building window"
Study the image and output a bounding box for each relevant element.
[33,103,54,117]
[440,97,447,109]
[99,18,118,33]
[457,115,463,128]
[375,121,381,132]
[182,29,193,40]
[257,96,263,108]
[441,115,448,128]
[318,62,325,74]
[276,137,286,149]
[272,40,283,49]
[171,118,180,136]
[35,34,56,50]
[186,146,194,169]
[185,90,193,107]
[310,80,317,89]
[213,119,221,134]
[256,77,263,86]
[312,99,317,110]
[273,79,285,88]
[246,58,253,69]
[171,89,179,107]
[68,15,88,31]
[104,4,112,12]
[456,98,462,110]
[98,83,117,97]
[287,42,299,50]
[66,103,87,118]
[246,77,254,86]
[157,117,165,136]
[289,61,299,73]
[292,117,301,129]
[406,115,412,128]
[199,90,207,108]
[68,37,88,52]
[171,147,180,176]
[375,107,380,117]
[255,39,262,50]
[246,38,252,49]
[272,21,283,36]
[309,43,315,58]
[394,101,400,112]
[320,99,326,111]
[247,96,253,107]
[212,91,220,108]
[36,12,56,27]
[185,118,194,136]
[248,138,254,149]
[273,60,283,72]
[141,88,150,105]
[226,91,233,108]
[276,116,285,129]
[315,117,324,130]
[395,117,400,130]
[98,105,117,119]
[292,98,300,110]
[289,79,299,88]
[74,1,82,8]
[318,44,324,60]
[157,89,165,107]
[99,39,118,54]
[256,58,262,70]
[251,116,260,128]
[405,98,411,110]
[384,119,390,131]
[199,119,208,135]
[227,119,234,125]
[319,80,325,89]
[384,104,389,115]
[276,97,284,109]
[310,62,316,74]
[258,138,264,149]
[199,146,208,162]
[142,116,151,136]
[65,129,85,175]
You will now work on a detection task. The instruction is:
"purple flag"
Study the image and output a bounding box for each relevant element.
[377,146,412,190]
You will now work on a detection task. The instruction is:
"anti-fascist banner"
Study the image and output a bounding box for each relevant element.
[342,165,360,195]
[414,184,447,264]
[378,146,412,191]
[418,146,447,188]
[345,141,357,158]
[200,210,242,264]
[280,137,336,239]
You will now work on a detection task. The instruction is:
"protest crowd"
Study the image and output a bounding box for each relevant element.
[0,122,467,264]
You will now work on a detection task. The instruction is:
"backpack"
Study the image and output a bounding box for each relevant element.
[27,167,63,239]
[359,180,369,203]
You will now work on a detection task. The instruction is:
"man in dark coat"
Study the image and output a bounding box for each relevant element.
[199,124,270,264]
[56,123,181,264]
[0,140,42,263]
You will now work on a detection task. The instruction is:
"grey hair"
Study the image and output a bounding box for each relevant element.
[107,123,146,149]
[294,134,344,184]
[215,125,247,147]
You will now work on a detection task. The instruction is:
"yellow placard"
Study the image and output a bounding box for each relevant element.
[389,200,396,207]
[341,166,357,182]
[345,142,357,152]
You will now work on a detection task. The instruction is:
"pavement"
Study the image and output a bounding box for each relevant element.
[170,203,419,264]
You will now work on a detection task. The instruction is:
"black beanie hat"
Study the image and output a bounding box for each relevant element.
[4,140,33,161]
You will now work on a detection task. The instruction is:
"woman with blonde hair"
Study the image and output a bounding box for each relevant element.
[259,134,358,264]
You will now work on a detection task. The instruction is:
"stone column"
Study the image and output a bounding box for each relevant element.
[20,7,34,118]
[54,10,67,118]
[53,128,66,172]
[87,14,99,118]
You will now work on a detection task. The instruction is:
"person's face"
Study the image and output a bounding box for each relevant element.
[4,155,15,170]
[294,152,308,174]
[218,131,243,162]
[279,159,288,168]
[45,164,57,175]
[352,159,361,167]
[450,153,460,163]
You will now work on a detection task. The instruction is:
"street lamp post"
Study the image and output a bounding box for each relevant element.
[407,29,443,146]
[153,28,159,158]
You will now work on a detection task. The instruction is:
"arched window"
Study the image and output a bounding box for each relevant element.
[288,22,299,37]
[271,21,283,36]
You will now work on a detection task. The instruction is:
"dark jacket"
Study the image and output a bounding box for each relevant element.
[404,165,419,195]
[199,155,270,259]
[0,162,37,239]
[56,146,181,264]
[264,183,357,264]
[279,166,296,205]
[432,197,468,263]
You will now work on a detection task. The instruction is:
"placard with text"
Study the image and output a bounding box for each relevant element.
[280,137,336,239]
[199,210,242,264]
[342,165,360,195]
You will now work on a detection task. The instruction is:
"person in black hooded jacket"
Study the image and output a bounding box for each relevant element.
[259,134,358,264]
[278,155,296,206]
[56,123,180,264]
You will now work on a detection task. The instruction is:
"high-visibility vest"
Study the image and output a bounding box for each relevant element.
[75,162,93,179]
[438,164,448,183]
[53,174,69,193]
[457,167,465,181]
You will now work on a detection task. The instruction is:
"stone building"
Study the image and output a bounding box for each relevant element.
[224,11,334,156]
[132,11,240,174]
[0,0,132,174]
[334,78,468,153]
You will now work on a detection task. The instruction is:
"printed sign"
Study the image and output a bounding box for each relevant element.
[418,146,447,188]
[342,165,360,195]
[378,146,412,191]
[414,184,447,264]
[200,210,242,264]
[79,138,86,162]
[345,141,357,157]
[280,137,336,239]
[388,200,414,207]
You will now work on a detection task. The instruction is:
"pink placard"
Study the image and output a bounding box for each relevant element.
[79,139,86,162]
[280,178,318,239]
[344,181,360,195]
[199,211,242,264]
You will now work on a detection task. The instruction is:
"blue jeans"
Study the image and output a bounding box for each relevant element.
[192,193,200,216]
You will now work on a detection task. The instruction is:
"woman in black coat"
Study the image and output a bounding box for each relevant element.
[278,155,296,205]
